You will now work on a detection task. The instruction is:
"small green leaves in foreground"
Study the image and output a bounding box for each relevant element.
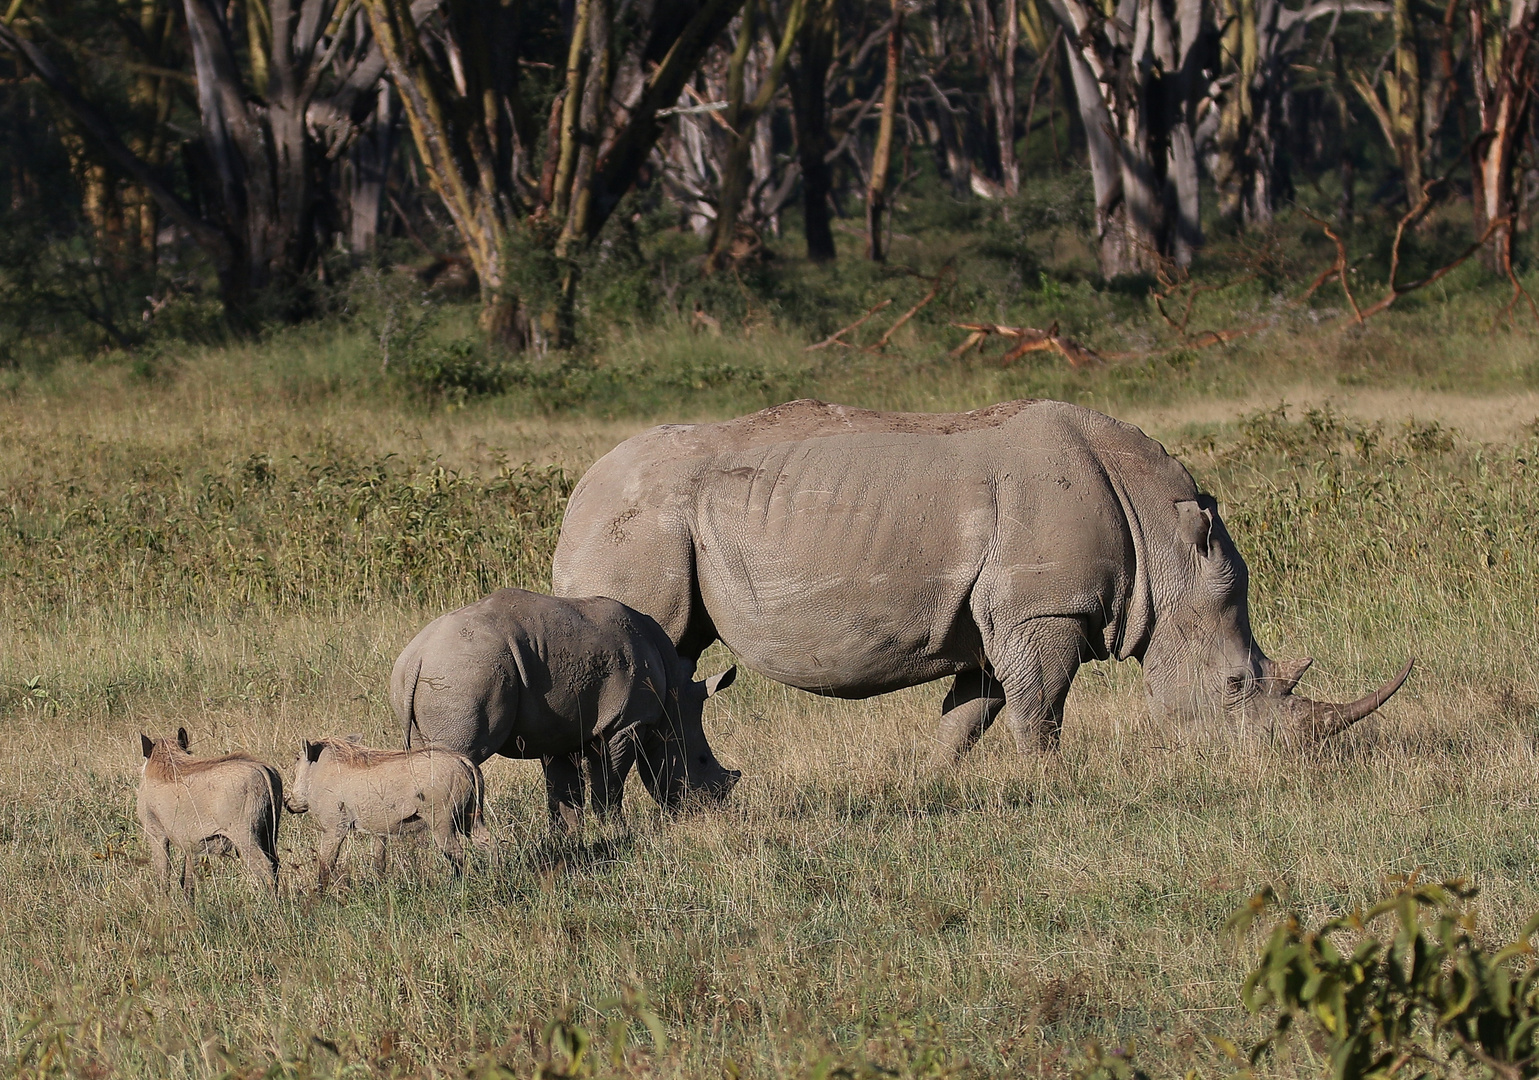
[1231,877,1539,1080]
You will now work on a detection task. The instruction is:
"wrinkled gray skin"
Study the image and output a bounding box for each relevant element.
[285,738,489,889]
[137,727,283,897]
[390,588,740,832]
[551,399,1412,758]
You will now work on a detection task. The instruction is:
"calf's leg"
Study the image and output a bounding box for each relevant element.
[930,670,1007,767]
[541,752,585,835]
[587,734,637,822]
[983,617,1089,752]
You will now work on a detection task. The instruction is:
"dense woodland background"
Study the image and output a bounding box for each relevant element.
[0,0,1537,371]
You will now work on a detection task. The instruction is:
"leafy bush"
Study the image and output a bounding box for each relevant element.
[1233,878,1539,1080]
[395,337,512,402]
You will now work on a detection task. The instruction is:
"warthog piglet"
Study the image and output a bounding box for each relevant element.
[284,738,488,889]
[137,727,283,897]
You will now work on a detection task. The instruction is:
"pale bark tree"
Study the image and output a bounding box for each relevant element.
[1045,0,1214,274]
[1470,0,1539,270]
[709,0,807,269]
[1212,0,1389,225]
[0,0,388,314]
[1351,0,1430,204]
[365,0,745,344]
[865,1,904,258]
[970,0,1020,195]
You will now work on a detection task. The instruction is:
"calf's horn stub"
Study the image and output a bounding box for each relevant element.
[1284,657,1415,746]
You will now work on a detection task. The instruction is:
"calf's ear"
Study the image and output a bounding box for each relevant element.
[305,741,325,763]
[140,734,154,759]
[176,727,190,751]
[702,666,738,698]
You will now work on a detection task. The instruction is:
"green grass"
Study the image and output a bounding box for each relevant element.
[3,271,1539,1077]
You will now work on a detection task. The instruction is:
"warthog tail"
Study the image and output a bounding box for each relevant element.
[403,655,423,750]
[255,762,282,856]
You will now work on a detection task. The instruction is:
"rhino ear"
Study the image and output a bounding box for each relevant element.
[305,741,325,763]
[176,727,190,751]
[702,666,738,698]
[140,734,154,759]
[1176,500,1213,559]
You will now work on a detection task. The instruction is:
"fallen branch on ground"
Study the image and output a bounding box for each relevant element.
[805,299,892,351]
[948,321,1102,368]
[865,265,955,352]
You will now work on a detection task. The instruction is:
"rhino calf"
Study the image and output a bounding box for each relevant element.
[137,727,283,897]
[284,738,488,889]
[391,588,739,834]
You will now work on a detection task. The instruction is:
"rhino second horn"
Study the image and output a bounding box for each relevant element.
[1288,657,1416,746]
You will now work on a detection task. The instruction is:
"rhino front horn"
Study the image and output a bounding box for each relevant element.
[1286,657,1416,746]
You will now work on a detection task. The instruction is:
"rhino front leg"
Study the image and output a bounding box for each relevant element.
[986,617,1089,753]
[930,670,1007,767]
[541,752,586,835]
[586,735,634,822]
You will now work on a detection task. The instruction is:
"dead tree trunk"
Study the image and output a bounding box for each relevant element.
[788,0,839,261]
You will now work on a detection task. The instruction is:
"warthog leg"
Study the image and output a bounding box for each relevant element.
[429,811,466,876]
[234,831,279,896]
[930,670,1007,767]
[542,752,585,835]
[145,827,174,892]
[316,825,350,891]
[985,616,1089,753]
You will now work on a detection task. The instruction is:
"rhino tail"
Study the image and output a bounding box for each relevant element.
[403,655,423,750]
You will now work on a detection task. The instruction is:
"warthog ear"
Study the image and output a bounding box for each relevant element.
[176,727,190,751]
[305,741,325,763]
[344,733,363,744]
[140,734,154,759]
[702,666,738,698]
[1175,500,1213,559]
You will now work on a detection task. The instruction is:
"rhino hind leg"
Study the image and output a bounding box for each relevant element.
[542,752,586,835]
[986,616,1089,753]
[931,671,1007,767]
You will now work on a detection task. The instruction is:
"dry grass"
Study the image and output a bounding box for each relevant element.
[2,337,1538,1078]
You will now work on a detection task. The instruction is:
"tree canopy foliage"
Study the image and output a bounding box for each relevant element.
[0,0,1535,354]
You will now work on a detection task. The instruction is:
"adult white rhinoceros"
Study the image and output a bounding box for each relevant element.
[551,398,1412,759]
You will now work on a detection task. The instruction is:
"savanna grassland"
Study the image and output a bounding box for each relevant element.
[4,228,1539,1079]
